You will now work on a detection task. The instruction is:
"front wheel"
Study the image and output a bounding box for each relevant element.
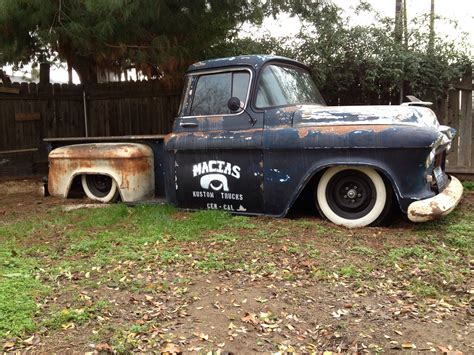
[316,166,391,228]
[81,174,119,203]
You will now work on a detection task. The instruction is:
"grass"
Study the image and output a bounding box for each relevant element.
[0,189,473,347]
[0,248,47,338]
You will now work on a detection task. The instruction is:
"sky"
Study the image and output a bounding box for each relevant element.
[244,0,474,45]
[4,0,474,84]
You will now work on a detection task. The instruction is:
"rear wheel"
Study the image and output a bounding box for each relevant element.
[81,174,119,203]
[316,166,391,228]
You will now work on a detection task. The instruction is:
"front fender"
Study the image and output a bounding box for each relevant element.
[48,143,155,202]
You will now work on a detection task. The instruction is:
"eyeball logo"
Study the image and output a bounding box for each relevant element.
[192,161,241,192]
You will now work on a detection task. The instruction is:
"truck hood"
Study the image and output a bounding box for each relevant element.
[292,105,440,129]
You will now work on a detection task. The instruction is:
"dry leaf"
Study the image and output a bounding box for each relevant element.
[241,312,258,325]
[3,341,15,350]
[161,343,181,354]
[96,343,113,353]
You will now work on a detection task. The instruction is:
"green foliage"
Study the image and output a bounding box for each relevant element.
[224,1,472,106]
[462,181,474,191]
[0,0,301,83]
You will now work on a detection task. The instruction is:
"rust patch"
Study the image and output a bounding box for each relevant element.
[204,116,224,124]
[316,125,392,135]
[164,133,175,144]
[281,106,298,113]
[298,128,311,139]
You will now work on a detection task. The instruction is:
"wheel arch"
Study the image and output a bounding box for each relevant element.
[65,170,124,201]
[283,161,402,217]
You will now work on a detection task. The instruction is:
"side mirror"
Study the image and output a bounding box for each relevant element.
[227,97,242,112]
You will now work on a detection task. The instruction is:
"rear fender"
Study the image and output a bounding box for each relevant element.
[48,143,155,202]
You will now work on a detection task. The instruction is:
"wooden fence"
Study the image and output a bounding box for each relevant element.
[0,71,473,178]
[435,69,473,175]
[0,80,181,177]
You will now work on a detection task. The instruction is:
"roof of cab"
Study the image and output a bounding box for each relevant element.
[186,55,309,73]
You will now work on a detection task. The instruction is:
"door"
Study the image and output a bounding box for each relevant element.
[172,68,264,214]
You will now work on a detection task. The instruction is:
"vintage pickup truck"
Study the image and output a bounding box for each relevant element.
[46,55,463,228]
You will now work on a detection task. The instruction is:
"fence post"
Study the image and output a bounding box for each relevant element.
[458,66,472,168]
[83,89,89,137]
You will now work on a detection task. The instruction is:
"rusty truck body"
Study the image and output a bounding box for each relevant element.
[46,55,463,228]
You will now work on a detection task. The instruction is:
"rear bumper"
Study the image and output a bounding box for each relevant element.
[407,175,463,222]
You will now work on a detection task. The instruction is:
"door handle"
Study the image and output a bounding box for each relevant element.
[180,122,198,128]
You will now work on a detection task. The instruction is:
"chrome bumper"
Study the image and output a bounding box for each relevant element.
[407,176,463,222]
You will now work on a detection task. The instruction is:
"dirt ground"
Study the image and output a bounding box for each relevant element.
[0,178,473,354]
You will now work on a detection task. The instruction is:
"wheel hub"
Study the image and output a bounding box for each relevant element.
[347,188,357,199]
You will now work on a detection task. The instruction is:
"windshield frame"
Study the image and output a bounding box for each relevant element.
[180,67,254,118]
[252,62,326,111]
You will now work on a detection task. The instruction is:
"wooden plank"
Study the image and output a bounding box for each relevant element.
[15,112,41,121]
[451,82,472,91]
[0,86,20,94]
[0,147,38,155]
[446,90,460,167]
[446,166,474,174]
[457,69,472,167]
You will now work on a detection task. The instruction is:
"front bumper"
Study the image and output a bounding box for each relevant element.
[407,175,463,222]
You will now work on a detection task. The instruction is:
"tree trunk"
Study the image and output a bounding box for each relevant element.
[0,70,12,85]
[428,0,435,54]
[67,59,73,84]
[73,63,98,84]
[394,0,403,43]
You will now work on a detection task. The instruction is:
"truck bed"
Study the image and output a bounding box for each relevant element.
[44,134,166,143]
[45,135,168,198]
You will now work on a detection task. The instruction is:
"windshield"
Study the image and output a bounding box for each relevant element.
[256,64,325,109]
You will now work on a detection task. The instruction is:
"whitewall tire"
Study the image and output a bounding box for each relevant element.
[316,166,388,228]
[81,174,119,203]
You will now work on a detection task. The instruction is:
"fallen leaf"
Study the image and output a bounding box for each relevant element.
[241,312,259,325]
[61,322,75,330]
[3,341,15,350]
[96,343,113,353]
[23,335,39,346]
[193,332,209,341]
[402,342,416,349]
[160,343,181,354]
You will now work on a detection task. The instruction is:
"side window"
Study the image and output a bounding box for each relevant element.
[190,71,250,116]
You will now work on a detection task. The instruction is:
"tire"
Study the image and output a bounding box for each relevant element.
[81,174,119,203]
[316,166,391,228]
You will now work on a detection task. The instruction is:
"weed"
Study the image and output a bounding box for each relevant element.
[461,180,474,191]
[195,253,226,272]
[408,279,439,298]
[212,233,238,242]
[388,246,433,261]
[338,265,360,278]
[43,308,90,330]
[350,246,376,256]
[287,245,300,254]
[305,244,321,259]
[159,247,188,264]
